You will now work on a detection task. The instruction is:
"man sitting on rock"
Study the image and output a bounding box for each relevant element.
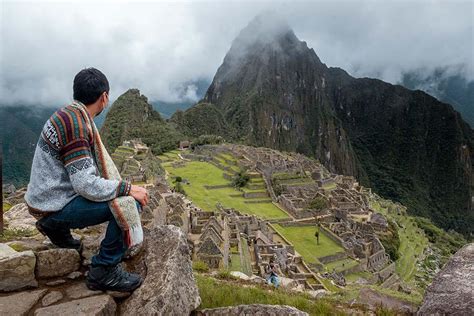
[24,68,149,293]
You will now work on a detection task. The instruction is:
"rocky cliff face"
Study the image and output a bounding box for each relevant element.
[418,243,474,315]
[176,14,473,235]
[329,70,473,233]
[201,15,359,177]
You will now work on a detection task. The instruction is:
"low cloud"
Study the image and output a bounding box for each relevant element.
[1,0,472,106]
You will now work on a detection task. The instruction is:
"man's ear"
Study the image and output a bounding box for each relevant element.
[102,92,108,106]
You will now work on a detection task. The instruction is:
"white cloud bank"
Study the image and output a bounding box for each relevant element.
[1,0,472,106]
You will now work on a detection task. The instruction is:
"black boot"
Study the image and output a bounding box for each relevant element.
[36,221,82,251]
[86,264,143,292]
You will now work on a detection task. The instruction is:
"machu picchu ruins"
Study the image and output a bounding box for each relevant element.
[154,143,402,293]
[0,139,470,315]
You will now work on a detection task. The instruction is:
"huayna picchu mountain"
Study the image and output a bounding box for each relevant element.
[100,89,184,155]
[170,14,473,236]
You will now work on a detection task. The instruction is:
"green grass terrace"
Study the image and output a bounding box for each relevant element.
[162,160,288,220]
[272,224,345,264]
[195,274,347,316]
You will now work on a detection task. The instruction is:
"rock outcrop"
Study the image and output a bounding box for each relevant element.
[195,304,309,316]
[3,203,36,231]
[0,243,37,291]
[418,243,474,315]
[120,225,201,315]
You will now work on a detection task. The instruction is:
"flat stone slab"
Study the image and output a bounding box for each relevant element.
[34,294,116,316]
[0,244,37,291]
[419,243,474,315]
[35,248,80,278]
[0,289,47,315]
[42,290,64,306]
[65,282,102,299]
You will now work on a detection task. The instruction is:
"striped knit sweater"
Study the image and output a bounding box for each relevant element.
[25,101,131,215]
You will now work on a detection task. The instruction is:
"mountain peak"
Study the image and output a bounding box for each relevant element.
[209,13,322,88]
[234,12,293,45]
[226,13,301,61]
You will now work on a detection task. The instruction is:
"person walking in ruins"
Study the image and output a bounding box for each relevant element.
[265,259,281,288]
[25,68,149,293]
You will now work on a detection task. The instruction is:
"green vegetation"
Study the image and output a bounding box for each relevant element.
[414,216,467,262]
[319,278,341,292]
[100,89,184,154]
[273,225,344,263]
[0,228,37,242]
[272,172,306,181]
[330,283,422,307]
[230,254,242,272]
[172,175,186,194]
[3,202,12,212]
[322,181,337,190]
[345,271,373,283]
[190,134,225,148]
[351,121,473,237]
[370,199,428,285]
[158,150,182,162]
[1,105,56,186]
[216,269,238,281]
[7,242,28,252]
[231,170,250,188]
[309,196,328,210]
[174,182,186,195]
[195,274,346,316]
[240,237,253,276]
[170,103,233,140]
[369,197,447,299]
[163,160,288,219]
[325,258,359,273]
[378,219,401,261]
[192,260,210,273]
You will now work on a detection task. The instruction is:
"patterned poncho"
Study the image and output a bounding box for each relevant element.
[25,100,143,247]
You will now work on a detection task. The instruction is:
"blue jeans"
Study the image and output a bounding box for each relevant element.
[267,274,280,288]
[38,195,141,267]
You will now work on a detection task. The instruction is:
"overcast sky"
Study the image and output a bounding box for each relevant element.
[1,0,473,106]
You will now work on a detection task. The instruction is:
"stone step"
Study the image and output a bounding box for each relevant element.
[34,294,116,316]
[0,244,37,291]
[0,289,47,315]
[244,199,273,204]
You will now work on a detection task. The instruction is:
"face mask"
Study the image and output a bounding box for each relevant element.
[96,94,108,117]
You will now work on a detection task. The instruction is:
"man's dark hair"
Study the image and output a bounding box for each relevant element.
[73,68,109,105]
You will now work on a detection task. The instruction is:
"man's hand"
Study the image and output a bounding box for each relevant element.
[130,185,149,207]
